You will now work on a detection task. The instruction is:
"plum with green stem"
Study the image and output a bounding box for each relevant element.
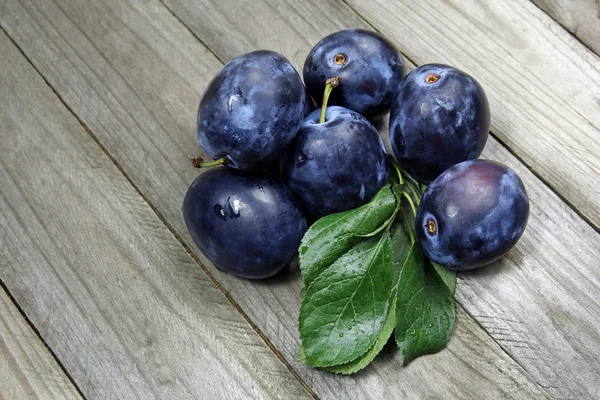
[282,77,389,218]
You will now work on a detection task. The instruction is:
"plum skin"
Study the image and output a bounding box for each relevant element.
[183,167,308,279]
[197,50,307,170]
[416,160,529,270]
[281,106,389,218]
[390,64,490,182]
[303,29,405,118]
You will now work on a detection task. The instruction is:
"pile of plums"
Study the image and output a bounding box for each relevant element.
[183,29,529,279]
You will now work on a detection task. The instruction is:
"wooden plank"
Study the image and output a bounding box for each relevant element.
[531,0,600,56]
[0,0,551,398]
[22,0,600,397]
[159,0,369,67]
[0,288,82,400]
[198,0,600,397]
[163,0,600,229]
[0,29,312,400]
[342,0,600,232]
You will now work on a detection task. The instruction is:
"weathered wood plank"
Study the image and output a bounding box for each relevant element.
[0,288,82,400]
[68,0,600,397]
[0,28,311,400]
[0,0,552,398]
[531,0,600,56]
[160,0,368,67]
[164,0,600,231]
[342,0,600,232]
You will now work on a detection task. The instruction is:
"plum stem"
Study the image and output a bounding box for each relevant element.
[391,161,422,205]
[392,161,404,186]
[404,182,421,206]
[402,170,420,192]
[319,77,341,123]
[192,156,227,168]
[399,208,416,245]
[401,191,417,217]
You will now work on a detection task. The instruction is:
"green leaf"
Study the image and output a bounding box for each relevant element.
[299,234,394,367]
[395,245,456,364]
[391,220,412,268]
[324,288,397,374]
[431,261,457,295]
[391,183,405,198]
[298,345,308,364]
[299,186,396,285]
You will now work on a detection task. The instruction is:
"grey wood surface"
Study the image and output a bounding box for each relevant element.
[158,2,600,397]
[343,0,600,232]
[0,27,312,400]
[531,0,600,56]
[0,289,82,400]
[0,0,551,399]
[1,0,599,398]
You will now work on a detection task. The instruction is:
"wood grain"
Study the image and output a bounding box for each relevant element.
[0,28,311,400]
[531,0,600,56]
[163,0,600,230]
[0,288,82,400]
[342,0,600,232]
[0,0,558,398]
[159,0,368,68]
[16,1,600,396]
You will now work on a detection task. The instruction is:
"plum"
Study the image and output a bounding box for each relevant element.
[416,160,529,270]
[390,64,489,182]
[303,29,404,118]
[282,106,389,218]
[197,50,307,170]
[183,167,307,278]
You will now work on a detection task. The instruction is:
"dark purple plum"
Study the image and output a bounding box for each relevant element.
[303,29,404,118]
[390,64,490,182]
[416,160,529,270]
[183,167,307,279]
[281,106,389,218]
[197,50,308,170]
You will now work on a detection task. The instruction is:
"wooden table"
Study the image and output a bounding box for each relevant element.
[1,0,599,398]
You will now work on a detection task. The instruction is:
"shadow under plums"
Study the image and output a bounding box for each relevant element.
[256,256,303,287]
[455,253,515,281]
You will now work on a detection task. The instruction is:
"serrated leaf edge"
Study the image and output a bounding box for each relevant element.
[324,288,397,375]
[431,261,457,295]
[299,234,393,368]
[394,247,455,365]
[298,186,395,284]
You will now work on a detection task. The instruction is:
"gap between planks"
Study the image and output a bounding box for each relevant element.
[0,34,89,395]
[117,0,600,396]
[66,3,549,393]
[338,0,600,237]
[167,0,600,237]
[0,0,580,396]
[0,278,84,400]
[158,0,226,65]
[0,22,315,398]
[155,1,586,393]
[529,0,600,57]
[340,0,600,234]
[0,24,318,400]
